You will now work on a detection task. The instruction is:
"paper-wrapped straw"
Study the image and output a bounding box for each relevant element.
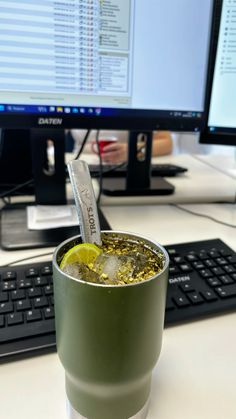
[67,160,102,245]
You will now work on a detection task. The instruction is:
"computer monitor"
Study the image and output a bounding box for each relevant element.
[200,0,236,147]
[0,0,215,248]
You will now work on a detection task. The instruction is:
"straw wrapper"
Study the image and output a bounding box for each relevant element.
[67,160,102,245]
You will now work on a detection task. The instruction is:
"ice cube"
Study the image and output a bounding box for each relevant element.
[94,254,118,280]
[102,255,122,280]
[131,252,148,275]
[61,262,81,278]
[61,262,100,283]
[95,253,135,282]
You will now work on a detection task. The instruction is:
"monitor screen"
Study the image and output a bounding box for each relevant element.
[200,0,236,146]
[0,0,214,132]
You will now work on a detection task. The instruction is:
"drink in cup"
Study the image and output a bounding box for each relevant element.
[91,135,118,155]
[53,230,169,419]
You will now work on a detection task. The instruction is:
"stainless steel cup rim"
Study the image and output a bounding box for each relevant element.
[66,396,150,419]
[53,230,169,288]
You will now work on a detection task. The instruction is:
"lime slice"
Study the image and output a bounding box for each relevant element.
[60,243,102,269]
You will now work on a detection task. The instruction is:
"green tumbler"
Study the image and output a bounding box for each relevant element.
[53,231,169,419]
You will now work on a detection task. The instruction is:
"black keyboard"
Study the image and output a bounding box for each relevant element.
[0,262,55,360]
[0,239,235,360]
[89,163,188,178]
[165,239,236,325]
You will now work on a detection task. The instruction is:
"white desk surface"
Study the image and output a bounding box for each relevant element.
[77,153,236,206]
[195,153,236,179]
[1,201,236,419]
[1,154,236,418]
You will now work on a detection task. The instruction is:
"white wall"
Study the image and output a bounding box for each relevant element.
[172,132,235,156]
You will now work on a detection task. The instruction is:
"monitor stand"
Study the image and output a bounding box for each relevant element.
[1,129,110,250]
[101,131,175,196]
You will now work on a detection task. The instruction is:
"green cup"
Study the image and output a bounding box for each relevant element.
[53,231,169,419]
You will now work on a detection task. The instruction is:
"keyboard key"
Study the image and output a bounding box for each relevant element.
[11,289,26,301]
[186,253,198,262]
[180,283,195,292]
[201,290,218,302]
[199,269,213,279]
[173,256,185,264]
[44,285,53,295]
[220,275,234,285]
[41,266,52,275]
[18,279,32,289]
[206,277,221,287]
[187,293,204,305]
[219,249,232,257]
[7,312,24,326]
[192,261,205,270]
[211,267,225,276]
[44,307,55,319]
[0,302,14,314]
[167,248,179,257]
[215,284,236,299]
[169,266,180,275]
[204,259,216,268]
[224,265,236,274]
[16,299,32,311]
[0,293,8,303]
[198,251,209,260]
[199,269,213,278]
[2,281,16,291]
[215,257,228,266]
[208,249,220,258]
[173,294,191,307]
[227,255,236,264]
[34,297,48,308]
[179,263,192,273]
[25,268,39,278]
[2,271,17,281]
[26,309,42,322]
[34,277,49,286]
[28,287,42,298]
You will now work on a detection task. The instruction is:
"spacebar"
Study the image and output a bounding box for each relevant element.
[0,319,55,343]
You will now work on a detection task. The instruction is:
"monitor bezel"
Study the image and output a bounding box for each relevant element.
[200,0,236,147]
[0,112,206,132]
[200,131,236,146]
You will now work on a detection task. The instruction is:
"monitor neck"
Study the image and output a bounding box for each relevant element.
[31,129,66,205]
